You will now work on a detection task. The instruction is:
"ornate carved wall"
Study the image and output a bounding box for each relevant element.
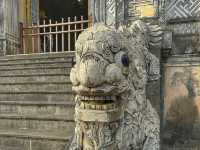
[88,0,161,26]
[165,0,200,21]
[162,0,200,56]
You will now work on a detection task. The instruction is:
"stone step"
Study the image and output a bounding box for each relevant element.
[0,52,75,150]
[0,101,75,119]
[0,93,74,101]
[0,66,71,76]
[0,129,72,150]
[0,83,72,93]
[0,75,70,84]
[0,146,22,150]
[0,61,72,69]
[162,141,200,150]
[0,113,74,122]
[0,52,74,64]
[0,73,70,77]
[0,114,75,133]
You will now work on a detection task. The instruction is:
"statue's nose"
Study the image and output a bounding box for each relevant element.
[78,60,105,88]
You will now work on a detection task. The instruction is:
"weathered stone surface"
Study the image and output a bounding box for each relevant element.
[70,22,161,150]
[165,0,200,21]
[0,136,69,150]
[0,101,74,117]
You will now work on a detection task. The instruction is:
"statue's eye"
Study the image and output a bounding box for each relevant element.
[121,54,129,67]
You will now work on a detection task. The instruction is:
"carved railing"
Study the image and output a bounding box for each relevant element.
[21,16,88,54]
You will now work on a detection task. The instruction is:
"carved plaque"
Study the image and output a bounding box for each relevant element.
[127,0,158,21]
[163,56,200,147]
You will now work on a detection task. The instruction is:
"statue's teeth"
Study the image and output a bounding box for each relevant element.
[78,95,118,101]
[91,104,96,109]
[84,96,87,100]
[96,105,100,110]
[80,95,85,100]
[108,104,113,109]
[103,105,107,110]
[88,105,92,109]
[80,102,84,108]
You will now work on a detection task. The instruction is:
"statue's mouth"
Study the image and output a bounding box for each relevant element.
[76,95,118,110]
[72,83,126,122]
[75,94,123,122]
[78,95,117,101]
[72,84,118,96]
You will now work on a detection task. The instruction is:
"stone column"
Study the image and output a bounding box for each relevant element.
[0,0,6,56]
[0,0,19,55]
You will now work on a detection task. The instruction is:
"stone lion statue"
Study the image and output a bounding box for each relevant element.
[69,20,161,150]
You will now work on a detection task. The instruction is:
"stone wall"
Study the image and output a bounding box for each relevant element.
[161,0,200,148]
[162,56,200,149]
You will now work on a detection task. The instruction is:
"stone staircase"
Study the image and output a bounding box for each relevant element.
[192,119,200,140]
[0,53,75,150]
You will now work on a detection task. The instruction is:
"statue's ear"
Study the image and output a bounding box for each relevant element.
[129,21,163,49]
[146,52,160,81]
[147,23,163,51]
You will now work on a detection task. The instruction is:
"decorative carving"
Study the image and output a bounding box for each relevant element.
[0,0,4,34]
[164,22,200,55]
[127,0,159,21]
[70,21,161,150]
[165,0,200,21]
[90,0,125,27]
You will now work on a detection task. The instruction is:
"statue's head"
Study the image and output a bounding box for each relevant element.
[70,22,160,117]
[70,24,131,112]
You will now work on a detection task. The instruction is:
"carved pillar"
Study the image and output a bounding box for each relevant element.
[0,0,19,55]
[0,0,6,55]
[88,0,126,27]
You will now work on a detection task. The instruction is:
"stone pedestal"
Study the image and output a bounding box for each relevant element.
[72,101,123,149]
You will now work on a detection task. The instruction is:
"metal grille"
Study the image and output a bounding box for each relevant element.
[21,16,88,54]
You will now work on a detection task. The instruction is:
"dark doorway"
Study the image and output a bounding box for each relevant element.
[39,0,88,21]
